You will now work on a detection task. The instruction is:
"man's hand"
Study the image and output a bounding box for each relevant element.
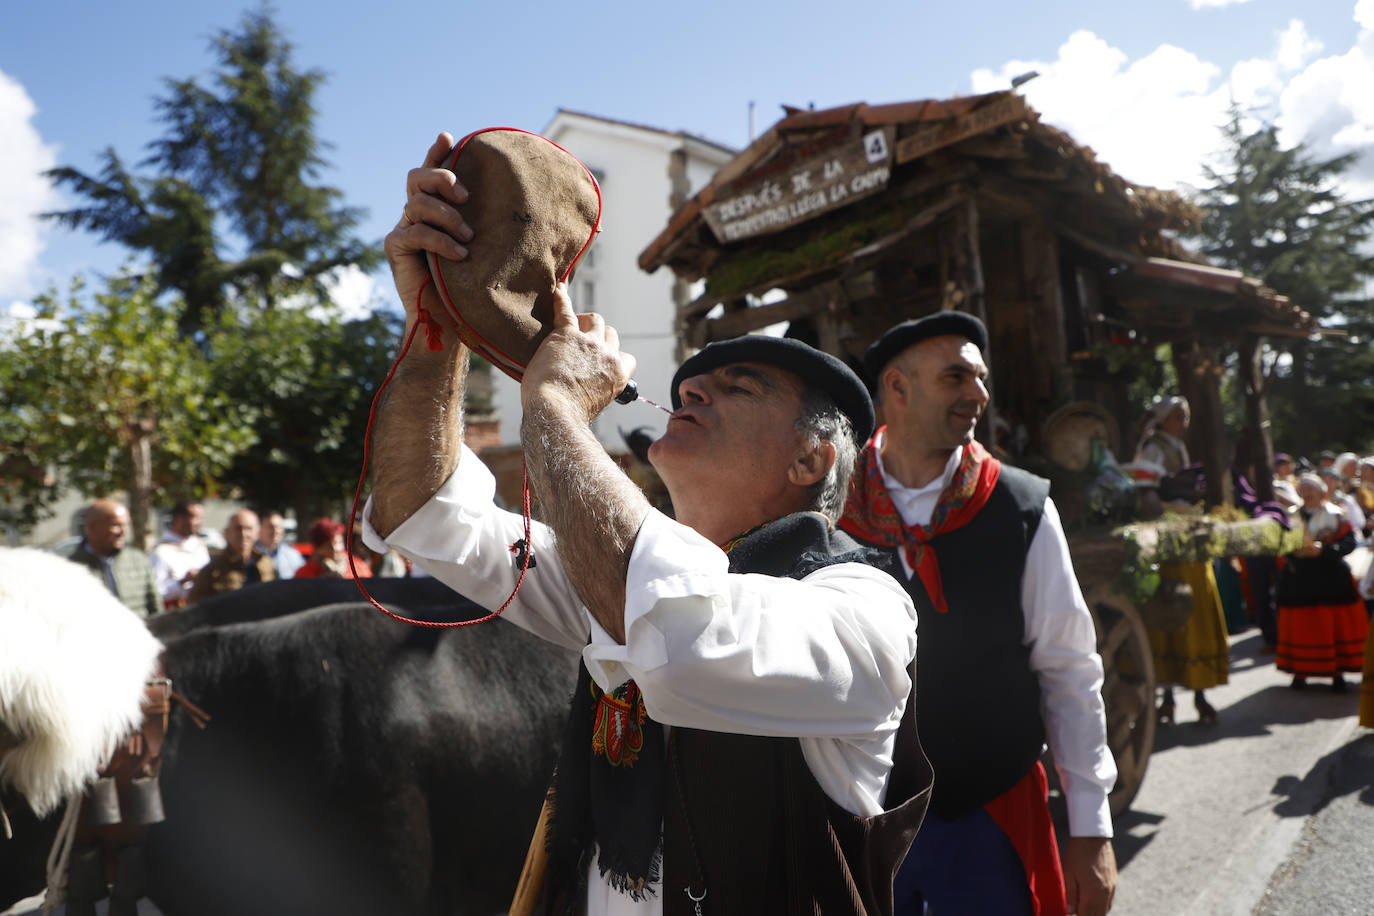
[368,132,476,539]
[1063,836,1116,916]
[519,285,645,643]
[383,131,473,326]
[520,283,636,423]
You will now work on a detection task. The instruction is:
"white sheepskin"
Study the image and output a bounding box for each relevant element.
[0,547,162,817]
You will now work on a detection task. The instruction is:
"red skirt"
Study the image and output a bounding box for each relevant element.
[1276,600,1369,676]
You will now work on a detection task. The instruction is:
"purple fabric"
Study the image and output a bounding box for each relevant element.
[1233,469,1292,529]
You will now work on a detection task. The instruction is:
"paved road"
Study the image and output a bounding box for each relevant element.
[1105,624,1372,916]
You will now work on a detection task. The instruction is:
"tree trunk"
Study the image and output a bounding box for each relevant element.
[128,430,154,551]
[1287,339,1314,455]
[1239,334,1275,501]
[1172,340,1232,508]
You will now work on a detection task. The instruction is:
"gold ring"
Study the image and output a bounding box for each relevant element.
[401,206,415,226]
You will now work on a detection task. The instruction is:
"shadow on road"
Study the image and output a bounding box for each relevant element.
[1100,807,1164,870]
[1152,683,1360,751]
[1046,781,1163,870]
[1151,629,1360,752]
[1270,732,1374,818]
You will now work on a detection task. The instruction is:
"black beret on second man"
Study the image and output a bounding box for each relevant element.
[862,311,988,384]
[671,335,875,441]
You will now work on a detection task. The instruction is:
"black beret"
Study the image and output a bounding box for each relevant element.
[863,311,989,383]
[671,335,874,441]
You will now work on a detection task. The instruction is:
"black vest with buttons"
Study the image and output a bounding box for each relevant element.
[547,512,933,915]
[858,466,1050,821]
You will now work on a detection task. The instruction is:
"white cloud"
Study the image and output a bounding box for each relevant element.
[0,300,60,348]
[971,31,1229,190]
[0,69,60,303]
[970,5,1374,199]
[273,263,384,322]
[1277,19,1323,71]
[1357,0,1374,30]
[1275,7,1374,199]
[1188,0,1255,8]
[1229,58,1281,108]
[322,264,383,321]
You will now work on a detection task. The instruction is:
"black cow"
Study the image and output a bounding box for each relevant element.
[1,579,579,916]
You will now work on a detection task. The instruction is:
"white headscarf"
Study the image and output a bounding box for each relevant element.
[1137,395,1190,455]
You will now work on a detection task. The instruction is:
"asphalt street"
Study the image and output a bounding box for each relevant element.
[1106,625,1373,916]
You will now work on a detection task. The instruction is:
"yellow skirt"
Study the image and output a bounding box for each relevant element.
[1148,561,1230,690]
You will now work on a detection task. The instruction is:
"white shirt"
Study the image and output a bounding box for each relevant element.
[149,530,210,602]
[259,541,307,580]
[1272,478,1300,508]
[1137,431,1190,473]
[362,444,917,916]
[875,435,1116,838]
[1336,493,1366,536]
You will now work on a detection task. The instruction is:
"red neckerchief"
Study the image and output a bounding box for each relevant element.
[840,426,1001,613]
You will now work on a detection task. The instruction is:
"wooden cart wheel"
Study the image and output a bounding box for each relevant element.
[1081,581,1156,817]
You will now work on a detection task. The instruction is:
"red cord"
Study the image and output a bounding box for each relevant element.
[346,274,534,629]
[417,307,444,351]
[347,128,601,629]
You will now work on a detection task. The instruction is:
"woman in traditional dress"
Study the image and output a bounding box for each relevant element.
[1354,457,1374,541]
[1275,474,1370,691]
[1134,396,1229,724]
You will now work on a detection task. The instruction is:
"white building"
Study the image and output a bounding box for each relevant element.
[488,110,736,450]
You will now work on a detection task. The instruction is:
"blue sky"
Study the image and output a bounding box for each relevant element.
[1,0,1369,315]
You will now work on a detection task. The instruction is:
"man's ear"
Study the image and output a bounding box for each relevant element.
[881,365,907,407]
[788,439,837,488]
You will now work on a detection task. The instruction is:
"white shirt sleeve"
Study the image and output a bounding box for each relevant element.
[363,445,917,817]
[361,446,591,650]
[1023,498,1117,837]
[1342,495,1365,534]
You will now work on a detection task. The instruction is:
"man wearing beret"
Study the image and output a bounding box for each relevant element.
[841,312,1118,916]
[363,132,931,915]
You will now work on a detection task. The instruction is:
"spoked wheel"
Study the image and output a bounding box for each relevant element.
[1083,581,1156,817]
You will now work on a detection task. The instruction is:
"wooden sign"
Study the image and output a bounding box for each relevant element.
[702,126,896,244]
[895,94,1027,165]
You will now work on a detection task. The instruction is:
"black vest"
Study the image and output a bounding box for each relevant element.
[549,512,932,915]
[872,466,1049,820]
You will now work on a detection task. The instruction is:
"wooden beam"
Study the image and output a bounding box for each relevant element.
[1053,222,1140,265]
[699,282,842,340]
[677,189,968,321]
[895,94,1028,164]
[949,133,1027,160]
[1002,161,1071,183]
[848,192,966,261]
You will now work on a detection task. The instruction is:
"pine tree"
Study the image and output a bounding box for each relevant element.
[44,8,380,331]
[26,9,389,535]
[1193,109,1374,462]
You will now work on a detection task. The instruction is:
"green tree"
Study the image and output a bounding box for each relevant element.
[30,7,394,530]
[44,7,380,331]
[1193,109,1374,467]
[0,275,257,546]
[207,304,403,525]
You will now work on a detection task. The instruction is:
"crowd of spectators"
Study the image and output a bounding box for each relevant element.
[1265,449,1373,693]
[62,501,419,614]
